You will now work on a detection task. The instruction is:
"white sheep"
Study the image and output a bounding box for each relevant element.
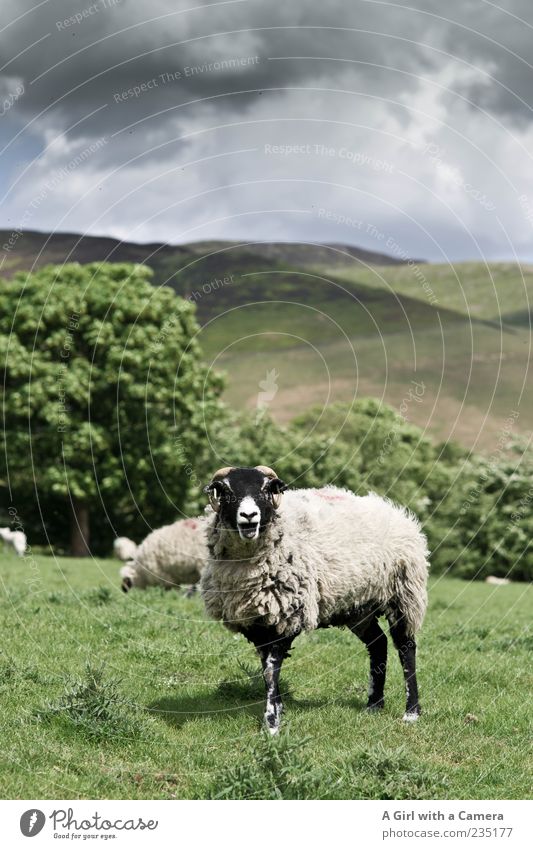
[0,527,27,557]
[120,515,209,593]
[113,536,138,562]
[201,466,429,734]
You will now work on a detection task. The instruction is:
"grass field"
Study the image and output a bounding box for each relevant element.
[0,554,530,799]
[325,261,533,324]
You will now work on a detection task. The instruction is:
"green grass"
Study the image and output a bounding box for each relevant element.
[322,261,533,324]
[0,554,530,799]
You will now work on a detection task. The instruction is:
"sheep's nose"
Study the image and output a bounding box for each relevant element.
[239,510,258,522]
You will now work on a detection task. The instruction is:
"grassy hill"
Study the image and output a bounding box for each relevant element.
[1,230,531,450]
[0,231,404,280]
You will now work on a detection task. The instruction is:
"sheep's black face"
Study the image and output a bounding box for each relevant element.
[204,467,286,542]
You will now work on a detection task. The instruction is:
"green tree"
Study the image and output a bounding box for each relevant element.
[0,262,223,555]
[451,441,533,582]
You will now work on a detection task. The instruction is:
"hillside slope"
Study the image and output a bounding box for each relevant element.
[1,230,530,450]
[0,231,406,281]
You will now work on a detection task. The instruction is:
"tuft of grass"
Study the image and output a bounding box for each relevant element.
[493,634,533,652]
[217,660,264,699]
[47,592,65,604]
[34,663,142,742]
[210,737,447,800]
[85,586,113,606]
[0,652,18,681]
[340,743,448,800]
[208,729,329,800]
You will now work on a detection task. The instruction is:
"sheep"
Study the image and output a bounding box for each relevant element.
[113,536,138,562]
[0,527,27,557]
[120,515,209,593]
[200,465,430,734]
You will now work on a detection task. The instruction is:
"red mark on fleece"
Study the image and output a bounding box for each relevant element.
[183,519,198,529]
[316,490,348,502]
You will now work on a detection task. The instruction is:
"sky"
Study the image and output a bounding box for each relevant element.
[2,0,533,261]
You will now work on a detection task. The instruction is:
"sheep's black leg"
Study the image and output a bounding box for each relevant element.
[259,642,289,735]
[351,615,388,711]
[389,617,420,722]
[243,626,295,735]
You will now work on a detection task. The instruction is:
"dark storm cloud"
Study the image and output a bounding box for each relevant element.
[1,0,531,138]
[1,0,531,153]
[1,0,533,260]
[0,0,463,148]
[433,0,533,123]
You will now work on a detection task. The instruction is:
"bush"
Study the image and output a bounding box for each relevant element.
[208,401,532,581]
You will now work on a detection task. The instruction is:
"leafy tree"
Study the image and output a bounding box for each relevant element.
[0,263,223,555]
[451,441,533,581]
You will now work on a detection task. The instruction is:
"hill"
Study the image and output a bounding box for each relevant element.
[1,230,531,450]
[0,231,407,281]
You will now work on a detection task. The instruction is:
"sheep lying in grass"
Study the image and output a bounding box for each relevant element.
[0,527,27,557]
[113,536,138,562]
[120,516,209,593]
[485,575,511,586]
[201,466,429,734]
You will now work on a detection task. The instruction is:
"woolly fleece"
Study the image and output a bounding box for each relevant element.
[201,487,429,637]
[121,515,209,589]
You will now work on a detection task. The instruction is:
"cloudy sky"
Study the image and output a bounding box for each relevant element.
[2,0,533,261]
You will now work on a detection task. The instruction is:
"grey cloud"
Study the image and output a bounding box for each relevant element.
[1,0,533,260]
[1,0,445,141]
[3,0,532,137]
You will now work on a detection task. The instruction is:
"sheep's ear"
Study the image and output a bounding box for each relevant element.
[267,477,287,509]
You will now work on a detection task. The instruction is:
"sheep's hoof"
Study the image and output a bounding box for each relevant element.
[402,710,420,723]
[366,699,384,713]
